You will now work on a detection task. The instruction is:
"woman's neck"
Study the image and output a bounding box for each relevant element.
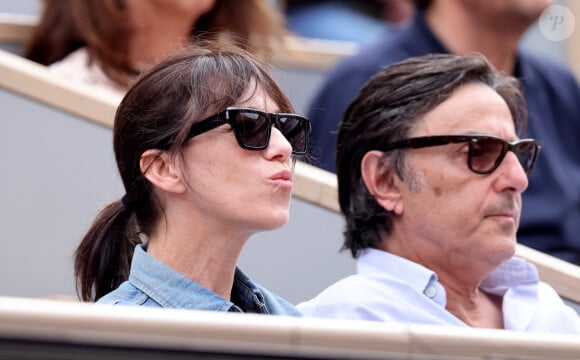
[146,214,249,301]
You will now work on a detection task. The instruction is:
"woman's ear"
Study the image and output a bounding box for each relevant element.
[361,151,404,215]
[140,150,187,194]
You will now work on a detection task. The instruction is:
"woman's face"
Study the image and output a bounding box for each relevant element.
[178,84,294,236]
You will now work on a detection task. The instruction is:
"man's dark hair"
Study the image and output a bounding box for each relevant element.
[336,53,527,258]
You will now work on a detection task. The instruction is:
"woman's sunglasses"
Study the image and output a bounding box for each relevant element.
[179,108,311,155]
[379,134,542,175]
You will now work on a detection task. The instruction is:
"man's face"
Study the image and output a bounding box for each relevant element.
[394,83,529,272]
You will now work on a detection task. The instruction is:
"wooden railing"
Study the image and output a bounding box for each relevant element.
[1,296,579,359]
[1,12,580,304]
[0,12,35,44]
[0,49,120,127]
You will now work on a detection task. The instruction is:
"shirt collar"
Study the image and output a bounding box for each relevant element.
[358,248,539,299]
[480,257,539,295]
[357,248,443,302]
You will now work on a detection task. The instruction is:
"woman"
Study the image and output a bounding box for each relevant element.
[24,0,286,95]
[74,41,310,315]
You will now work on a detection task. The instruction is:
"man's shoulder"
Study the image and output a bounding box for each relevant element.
[520,50,572,72]
[296,272,432,321]
[519,51,580,89]
[313,20,440,109]
[325,37,414,86]
[296,275,376,318]
[308,35,418,124]
[298,272,409,309]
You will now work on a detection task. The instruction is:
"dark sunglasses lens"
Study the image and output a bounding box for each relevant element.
[278,116,307,154]
[234,112,270,149]
[469,138,505,172]
[514,141,537,173]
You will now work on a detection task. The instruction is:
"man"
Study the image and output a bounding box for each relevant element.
[298,54,580,333]
[306,0,580,263]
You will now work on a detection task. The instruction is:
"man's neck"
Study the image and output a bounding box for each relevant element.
[443,283,504,329]
[424,4,526,75]
[383,237,506,329]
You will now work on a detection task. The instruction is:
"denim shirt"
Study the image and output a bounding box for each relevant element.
[98,245,300,316]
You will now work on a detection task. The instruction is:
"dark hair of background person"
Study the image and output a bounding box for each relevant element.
[23,0,286,88]
[74,40,294,302]
[414,0,431,10]
[336,53,527,258]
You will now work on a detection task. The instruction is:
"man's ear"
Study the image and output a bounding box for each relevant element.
[140,150,187,194]
[361,151,404,215]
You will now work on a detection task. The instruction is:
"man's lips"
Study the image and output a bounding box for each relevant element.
[487,213,515,218]
[484,209,517,221]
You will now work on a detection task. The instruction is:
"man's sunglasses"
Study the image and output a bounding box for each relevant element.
[177,108,311,155]
[379,135,542,175]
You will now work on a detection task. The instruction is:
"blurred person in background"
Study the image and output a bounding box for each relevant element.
[24,0,287,96]
[284,0,414,45]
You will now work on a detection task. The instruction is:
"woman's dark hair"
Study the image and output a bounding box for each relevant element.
[24,0,286,88]
[74,40,293,302]
[336,53,527,258]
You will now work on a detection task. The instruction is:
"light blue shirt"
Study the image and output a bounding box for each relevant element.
[98,245,300,316]
[298,248,580,333]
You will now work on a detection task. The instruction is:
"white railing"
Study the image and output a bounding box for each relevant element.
[1,296,579,359]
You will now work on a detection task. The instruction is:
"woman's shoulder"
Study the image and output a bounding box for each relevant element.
[258,286,302,317]
[48,47,126,97]
[96,281,159,307]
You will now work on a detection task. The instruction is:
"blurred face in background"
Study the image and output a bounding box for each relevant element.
[150,0,217,17]
[461,0,552,30]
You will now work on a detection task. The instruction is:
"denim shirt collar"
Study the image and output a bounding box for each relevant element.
[128,245,269,313]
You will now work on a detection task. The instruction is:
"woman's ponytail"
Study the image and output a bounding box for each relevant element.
[74,199,140,301]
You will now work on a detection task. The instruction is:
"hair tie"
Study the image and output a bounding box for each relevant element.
[121,194,133,211]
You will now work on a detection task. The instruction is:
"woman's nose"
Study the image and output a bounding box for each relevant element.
[265,126,292,161]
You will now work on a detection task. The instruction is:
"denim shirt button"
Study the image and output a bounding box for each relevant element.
[255,292,265,305]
